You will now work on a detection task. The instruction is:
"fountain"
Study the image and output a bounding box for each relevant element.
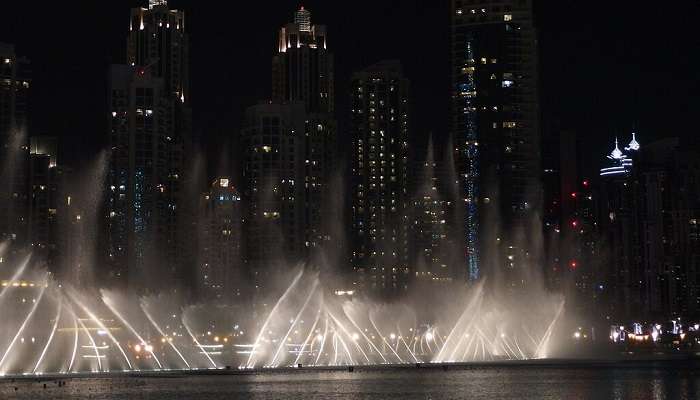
[0,251,565,377]
[0,140,568,378]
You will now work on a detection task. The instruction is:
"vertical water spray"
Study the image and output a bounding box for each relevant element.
[182,314,217,368]
[342,305,387,363]
[245,268,304,368]
[434,281,484,362]
[269,279,319,367]
[535,299,565,359]
[140,301,191,369]
[314,315,329,366]
[293,307,322,366]
[67,309,79,372]
[32,295,62,374]
[0,282,46,374]
[0,254,31,301]
[102,293,163,369]
[76,315,102,372]
[65,289,133,370]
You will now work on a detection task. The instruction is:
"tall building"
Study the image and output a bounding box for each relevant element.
[597,134,643,321]
[198,178,242,303]
[241,102,305,294]
[272,7,336,260]
[27,136,58,267]
[105,0,191,292]
[450,1,541,282]
[272,6,332,114]
[599,135,700,320]
[0,43,30,254]
[350,60,410,297]
[409,141,456,286]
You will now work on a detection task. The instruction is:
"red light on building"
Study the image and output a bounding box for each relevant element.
[569,260,578,270]
[582,180,589,187]
[571,220,578,228]
[570,192,577,198]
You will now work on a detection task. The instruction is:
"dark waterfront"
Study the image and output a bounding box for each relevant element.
[2,363,699,400]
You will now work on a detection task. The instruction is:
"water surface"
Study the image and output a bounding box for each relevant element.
[1,365,698,399]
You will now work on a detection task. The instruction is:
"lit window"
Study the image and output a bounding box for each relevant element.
[503,121,517,128]
[504,14,512,21]
[502,80,514,88]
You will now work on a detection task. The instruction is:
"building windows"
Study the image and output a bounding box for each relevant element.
[504,14,513,21]
[503,121,517,128]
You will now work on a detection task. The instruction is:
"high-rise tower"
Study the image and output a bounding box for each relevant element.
[105,0,191,293]
[272,6,336,261]
[0,43,30,254]
[272,6,332,114]
[198,178,242,303]
[450,0,541,282]
[350,60,410,297]
[241,102,306,294]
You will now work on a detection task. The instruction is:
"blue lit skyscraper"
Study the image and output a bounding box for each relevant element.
[450,0,541,283]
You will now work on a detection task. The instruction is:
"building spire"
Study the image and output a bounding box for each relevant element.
[149,0,167,9]
[295,6,311,32]
[608,137,623,160]
[625,132,640,151]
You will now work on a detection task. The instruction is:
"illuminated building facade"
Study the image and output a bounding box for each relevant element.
[350,60,409,296]
[631,138,699,319]
[409,144,456,285]
[27,136,57,267]
[598,134,641,319]
[450,0,541,282]
[596,133,700,320]
[272,7,336,259]
[241,102,305,293]
[106,0,191,292]
[272,6,332,115]
[0,43,30,253]
[198,178,242,303]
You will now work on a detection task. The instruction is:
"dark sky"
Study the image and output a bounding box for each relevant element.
[1,1,698,177]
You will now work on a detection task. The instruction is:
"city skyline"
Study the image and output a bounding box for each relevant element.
[0,1,700,397]
[1,1,697,176]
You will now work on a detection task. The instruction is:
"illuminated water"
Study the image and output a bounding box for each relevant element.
[1,364,698,399]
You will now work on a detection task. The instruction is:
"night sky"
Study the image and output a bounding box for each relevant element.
[1,1,698,178]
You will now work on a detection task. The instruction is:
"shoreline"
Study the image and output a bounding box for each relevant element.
[3,357,700,382]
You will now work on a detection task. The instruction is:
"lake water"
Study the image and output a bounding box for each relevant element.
[2,364,699,399]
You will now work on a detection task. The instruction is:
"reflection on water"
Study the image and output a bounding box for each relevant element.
[1,365,699,400]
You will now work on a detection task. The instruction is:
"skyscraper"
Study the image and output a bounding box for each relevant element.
[0,43,30,254]
[272,6,332,114]
[409,142,456,286]
[598,135,700,320]
[350,60,409,297]
[598,135,641,319]
[27,136,58,267]
[105,0,191,292]
[450,0,541,282]
[241,102,305,293]
[198,178,242,303]
[272,7,336,260]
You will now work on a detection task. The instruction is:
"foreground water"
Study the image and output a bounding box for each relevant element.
[1,364,699,399]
